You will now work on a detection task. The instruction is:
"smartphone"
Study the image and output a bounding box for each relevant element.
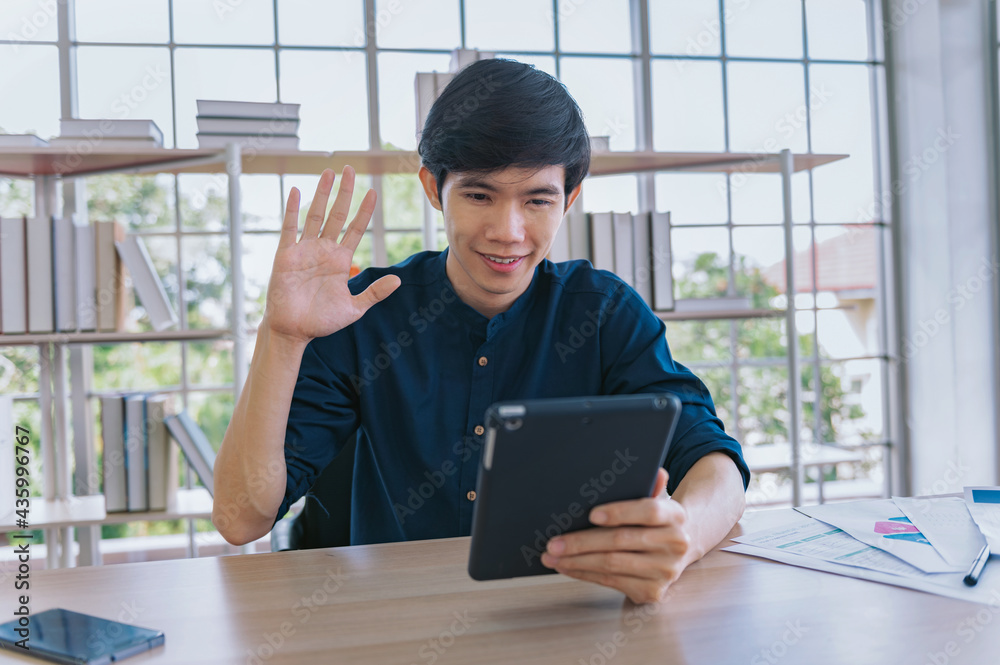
[0,608,164,665]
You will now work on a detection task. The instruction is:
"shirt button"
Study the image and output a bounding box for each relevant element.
[467,490,477,501]
[478,356,488,366]
[474,425,485,436]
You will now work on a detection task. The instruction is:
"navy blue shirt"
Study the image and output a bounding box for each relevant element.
[278,249,749,545]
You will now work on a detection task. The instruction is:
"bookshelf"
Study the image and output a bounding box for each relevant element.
[0,145,846,567]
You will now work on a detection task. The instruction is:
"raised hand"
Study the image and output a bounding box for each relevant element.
[263,166,401,345]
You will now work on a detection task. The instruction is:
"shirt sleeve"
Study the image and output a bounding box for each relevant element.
[274,329,362,525]
[598,282,750,494]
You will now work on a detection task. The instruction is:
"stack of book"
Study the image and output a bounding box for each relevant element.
[0,134,49,148]
[0,217,177,334]
[100,393,178,513]
[195,100,300,150]
[164,411,217,497]
[548,210,675,312]
[49,119,164,151]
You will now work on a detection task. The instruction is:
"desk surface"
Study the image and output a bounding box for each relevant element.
[6,509,999,665]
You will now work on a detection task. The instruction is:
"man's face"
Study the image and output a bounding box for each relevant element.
[419,164,580,318]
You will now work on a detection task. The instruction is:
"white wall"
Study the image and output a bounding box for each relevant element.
[885,0,1000,493]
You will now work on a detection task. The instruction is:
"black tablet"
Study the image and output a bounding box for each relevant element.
[468,393,682,581]
[0,608,164,665]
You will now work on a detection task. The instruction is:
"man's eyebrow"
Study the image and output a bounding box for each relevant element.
[454,177,561,197]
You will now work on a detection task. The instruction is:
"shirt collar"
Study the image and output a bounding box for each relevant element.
[433,247,542,335]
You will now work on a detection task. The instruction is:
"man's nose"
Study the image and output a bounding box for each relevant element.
[485,203,526,243]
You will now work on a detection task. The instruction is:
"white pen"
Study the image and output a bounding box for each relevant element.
[964,544,990,587]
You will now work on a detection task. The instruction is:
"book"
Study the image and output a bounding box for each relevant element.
[589,212,615,273]
[673,296,752,313]
[25,216,54,333]
[100,395,128,513]
[58,118,164,145]
[415,72,456,135]
[145,394,177,512]
[196,117,299,135]
[73,221,97,331]
[115,234,178,331]
[0,396,13,525]
[48,137,163,151]
[650,211,674,312]
[0,134,49,147]
[548,217,571,263]
[612,212,634,288]
[195,133,300,150]
[52,217,76,331]
[567,201,590,262]
[196,99,300,119]
[164,412,216,497]
[0,217,27,334]
[632,212,653,307]
[95,221,126,332]
[124,394,148,512]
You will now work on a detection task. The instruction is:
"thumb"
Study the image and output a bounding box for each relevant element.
[651,468,668,497]
[353,274,402,312]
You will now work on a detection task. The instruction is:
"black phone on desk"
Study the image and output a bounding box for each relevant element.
[0,608,164,664]
[467,393,682,581]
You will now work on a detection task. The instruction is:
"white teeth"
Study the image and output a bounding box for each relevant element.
[486,255,518,264]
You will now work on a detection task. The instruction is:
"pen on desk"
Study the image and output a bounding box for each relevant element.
[964,544,990,587]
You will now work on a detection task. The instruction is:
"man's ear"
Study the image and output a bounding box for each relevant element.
[418,166,443,211]
[564,182,582,213]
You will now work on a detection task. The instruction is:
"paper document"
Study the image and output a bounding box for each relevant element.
[964,487,1000,552]
[732,513,929,578]
[796,499,961,573]
[893,496,986,568]
[723,542,1000,605]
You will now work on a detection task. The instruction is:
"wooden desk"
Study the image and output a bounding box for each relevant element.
[5,509,998,664]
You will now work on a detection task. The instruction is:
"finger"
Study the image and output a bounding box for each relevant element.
[547,525,686,558]
[339,188,377,252]
[279,187,301,248]
[320,165,356,239]
[545,550,670,581]
[302,169,335,239]
[352,274,401,313]
[554,568,671,605]
[651,468,668,497]
[590,496,685,529]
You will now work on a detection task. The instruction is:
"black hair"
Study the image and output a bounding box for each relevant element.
[417,58,591,205]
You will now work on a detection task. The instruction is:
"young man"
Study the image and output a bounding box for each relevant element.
[214,58,749,604]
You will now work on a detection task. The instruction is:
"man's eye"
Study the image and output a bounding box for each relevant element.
[466,193,488,202]
[530,199,553,206]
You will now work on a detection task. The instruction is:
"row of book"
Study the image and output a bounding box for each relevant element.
[196,99,301,150]
[100,394,216,513]
[0,216,177,334]
[0,119,164,150]
[549,210,675,312]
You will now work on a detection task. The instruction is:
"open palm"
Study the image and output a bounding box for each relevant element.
[264,167,401,343]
